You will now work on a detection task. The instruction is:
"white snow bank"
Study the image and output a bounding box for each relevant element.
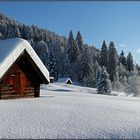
[111,90,134,97]
[0,83,140,139]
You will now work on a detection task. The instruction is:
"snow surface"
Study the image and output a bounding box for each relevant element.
[0,83,140,139]
[0,38,49,82]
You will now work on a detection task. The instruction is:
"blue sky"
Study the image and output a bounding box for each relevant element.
[1,1,140,64]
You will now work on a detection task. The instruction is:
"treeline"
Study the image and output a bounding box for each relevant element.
[96,41,140,96]
[1,13,140,96]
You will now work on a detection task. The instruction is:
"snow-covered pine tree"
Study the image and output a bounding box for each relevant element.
[63,54,70,77]
[120,76,128,87]
[47,52,58,80]
[135,64,140,76]
[76,31,83,50]
[135,64,139,73]
[119,50,127,67]
[13,26,21,38]
[67,30,79,63]
[126,72,140,96]
[97,66,112,95]
[112,73,124,91]
[77,48,95,87]
[34,41,49,65]
[118,63,127,79]
[108,41,118,82]
[77,53,90,81]
[126,52,134,72]
[6,24,13,38]
[99,40,108,68]
[95,61,101,87]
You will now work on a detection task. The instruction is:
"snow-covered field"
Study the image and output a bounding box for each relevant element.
[0,83,140,139]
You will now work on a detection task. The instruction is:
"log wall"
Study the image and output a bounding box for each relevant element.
[0,63,40,99]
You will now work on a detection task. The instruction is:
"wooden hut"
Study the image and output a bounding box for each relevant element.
[57,78,73,84]
[0,38,50,99]
[50,77,54,83]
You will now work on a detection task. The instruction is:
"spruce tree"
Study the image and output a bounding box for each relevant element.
[99,40,108,68]
[97,66,112,95]
[13,26,21,38]
[112,73,124,91]
[77,53,91,81]
[119,50,126,67]
[95,62,101,87]
[126,52,134,72]
[108,41,118,82]
[63,54,70,77]
[126,72,140,96]
[67,30,79,63]
[76,31,83,50]
[47,52,58,80]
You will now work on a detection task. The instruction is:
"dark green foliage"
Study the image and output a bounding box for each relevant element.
[119,50,127,67]
[63,54,70,77]
[77,55,91,81]
[126,52,134,72]
[95,62,101,87]
[76,31,83,50]
[108,41,118,82]
[67,30,79,63]
[99,40,108,68]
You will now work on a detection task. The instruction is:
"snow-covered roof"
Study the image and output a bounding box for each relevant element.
[0,38,50,83]
[57,77,73,84]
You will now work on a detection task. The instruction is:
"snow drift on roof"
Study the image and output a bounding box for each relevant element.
[0,38,49,82]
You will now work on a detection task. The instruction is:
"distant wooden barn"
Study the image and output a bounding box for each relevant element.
[57,78,73,84]
[0,38,50,99]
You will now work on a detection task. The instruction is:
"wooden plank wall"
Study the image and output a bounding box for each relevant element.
[0,63,39,99]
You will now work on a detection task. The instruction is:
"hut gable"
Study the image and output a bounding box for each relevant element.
[57,78,73,84]
[0,38,49,82]
[0,38,50,99]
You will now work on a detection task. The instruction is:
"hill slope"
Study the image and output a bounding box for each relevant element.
[0,13,101,87]
[0,83,139,139]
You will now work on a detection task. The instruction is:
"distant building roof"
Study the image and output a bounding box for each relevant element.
[57,78,73,84]
[0,38,50,83]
